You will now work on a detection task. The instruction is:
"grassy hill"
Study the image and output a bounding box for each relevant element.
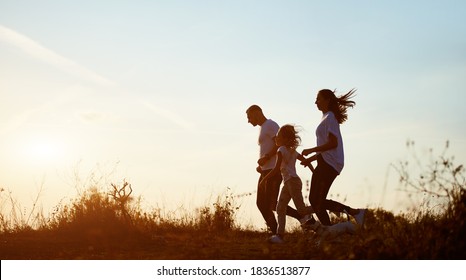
[0,182,464,260]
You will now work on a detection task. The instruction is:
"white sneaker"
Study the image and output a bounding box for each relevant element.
[268,235,284,244]
[326,221,356,235]
[354,209,367,227]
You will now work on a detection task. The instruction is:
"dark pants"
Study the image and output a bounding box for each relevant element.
[309,155,352,226]
[257,169,301,234]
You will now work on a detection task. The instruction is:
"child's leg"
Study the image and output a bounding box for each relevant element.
[276,183,292,236]
[288,177,313,216]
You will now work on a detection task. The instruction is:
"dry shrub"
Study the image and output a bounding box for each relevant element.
[43,180,156,246]
[196,189,238,233]
[348,141,466,259]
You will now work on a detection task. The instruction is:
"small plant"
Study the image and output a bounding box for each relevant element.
[109,180,133,225]
[388,140,466,258]
[45,180,141,242]
[0,184,47,233]
[196,188,239,232]
[392,140,465,215]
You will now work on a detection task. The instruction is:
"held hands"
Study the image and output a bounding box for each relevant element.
[300,148,317,173]
[300,157,312,167]
[300,148,315,166]
[301,148,315,156]
[299,158,315,173]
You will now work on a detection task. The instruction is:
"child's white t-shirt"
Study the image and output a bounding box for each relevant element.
[278,146,299,182]
[316,111,344,174]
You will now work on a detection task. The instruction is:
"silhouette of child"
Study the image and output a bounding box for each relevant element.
[259,124,313,243]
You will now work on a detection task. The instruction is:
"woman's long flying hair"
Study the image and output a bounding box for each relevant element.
[319,88,356,124]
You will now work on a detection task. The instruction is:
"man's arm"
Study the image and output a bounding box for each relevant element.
[259,151,282,185]
[257,139,279,166]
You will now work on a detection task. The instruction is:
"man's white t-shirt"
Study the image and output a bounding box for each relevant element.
[278,146,299,182]
[316,111,344,174]
[259,119,279,170]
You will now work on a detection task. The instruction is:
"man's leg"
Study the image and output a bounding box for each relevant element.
[256,171,278,234]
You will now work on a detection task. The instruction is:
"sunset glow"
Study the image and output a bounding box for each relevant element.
[1,1,465,231]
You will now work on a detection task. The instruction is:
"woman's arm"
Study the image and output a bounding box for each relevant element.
[298,153,315,172]
[302,132,338,156]
[300,154,317,169]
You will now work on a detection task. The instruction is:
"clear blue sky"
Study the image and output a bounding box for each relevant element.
[1,0,465,229]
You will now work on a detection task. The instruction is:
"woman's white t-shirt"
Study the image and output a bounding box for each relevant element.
[316,111,344,174]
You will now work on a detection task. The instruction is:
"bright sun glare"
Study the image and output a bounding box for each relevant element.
[19,136,65,165]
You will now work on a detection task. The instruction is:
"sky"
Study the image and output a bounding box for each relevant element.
[1,0,465,230]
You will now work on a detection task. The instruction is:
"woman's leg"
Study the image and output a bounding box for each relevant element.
[309,169,330,225]
[324,199,358,215]
[309,156,339,226]
[309,156,362,225]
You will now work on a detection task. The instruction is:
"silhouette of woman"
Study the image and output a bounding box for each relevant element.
[301,89,366,227]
